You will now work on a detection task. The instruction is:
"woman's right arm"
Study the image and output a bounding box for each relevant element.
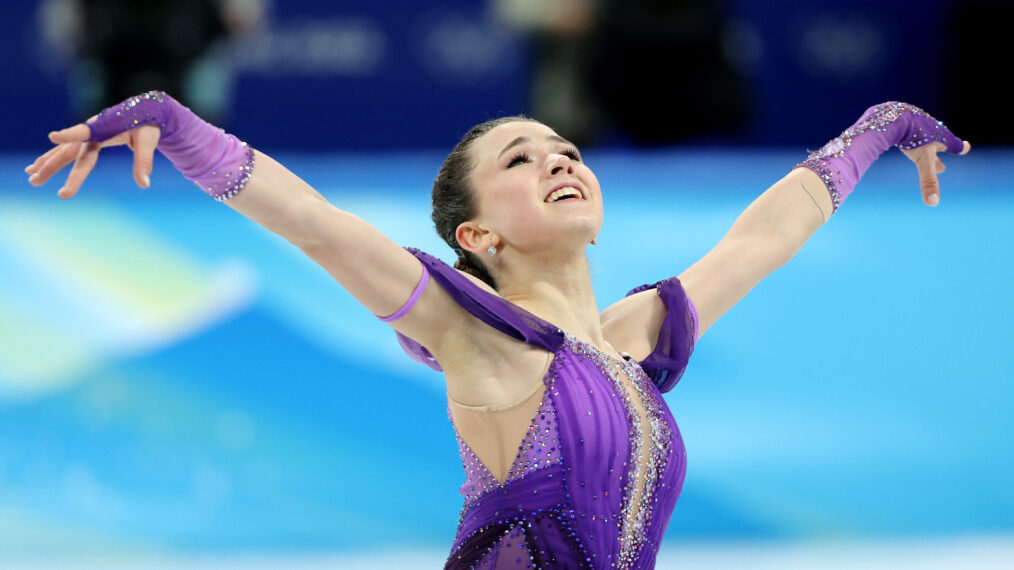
[26,106,471,359]
[225,149,471,353]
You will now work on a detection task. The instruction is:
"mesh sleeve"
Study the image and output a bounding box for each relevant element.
[625,278,698,393]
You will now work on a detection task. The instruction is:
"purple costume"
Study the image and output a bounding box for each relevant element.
[392,249,697,569]
[74,94,966,567]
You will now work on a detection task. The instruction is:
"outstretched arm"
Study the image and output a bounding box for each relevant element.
[603,103,969,360]
[674,166,830,339]
[601,167,827,358]
[25,93,470,357]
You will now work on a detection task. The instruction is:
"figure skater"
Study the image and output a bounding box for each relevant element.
[25,92,969,568]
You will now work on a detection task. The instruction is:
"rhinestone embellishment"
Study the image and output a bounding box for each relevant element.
[796,101,951,214]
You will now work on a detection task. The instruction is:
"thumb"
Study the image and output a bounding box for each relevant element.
[49,123,93,144]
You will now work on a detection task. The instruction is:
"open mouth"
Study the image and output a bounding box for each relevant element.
[545,186,584,203]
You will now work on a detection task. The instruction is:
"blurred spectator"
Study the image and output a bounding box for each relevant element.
[40,0,268,122]
[495,0,601,145]
[495,0,750,146]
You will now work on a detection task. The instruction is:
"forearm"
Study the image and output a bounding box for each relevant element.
[221,149,430,320]
[77,92,437,321]
[217,150,475,358]
[677,102,965,339]
[722,167,829,260]
[223,150,336,250]
[80,92,365,254]
[677,168,828,337]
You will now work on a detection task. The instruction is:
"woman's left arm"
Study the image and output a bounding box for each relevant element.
[672,166,830,340]
[602,103,969,359]
[601,167,827,358]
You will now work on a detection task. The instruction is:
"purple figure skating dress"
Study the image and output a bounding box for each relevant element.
[394,249,697,569]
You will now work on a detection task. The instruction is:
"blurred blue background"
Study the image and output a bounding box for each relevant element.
[2,0,1012,568]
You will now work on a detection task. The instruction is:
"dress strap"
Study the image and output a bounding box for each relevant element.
[375,264,430,322]
[390,248,566,371]
[626,277,698,393]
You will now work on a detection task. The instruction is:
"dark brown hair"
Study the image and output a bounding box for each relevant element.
[431,115,535,290]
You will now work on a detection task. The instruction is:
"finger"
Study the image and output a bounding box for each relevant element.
[26,143,69,176]
[131,125,160,188]
[58,142,101,199]
[49,123,93,145]
[936,156,945,174]
[98,130,133,149]
[29,143,82,186]
[960,140,971,155]
[916,159,941,206]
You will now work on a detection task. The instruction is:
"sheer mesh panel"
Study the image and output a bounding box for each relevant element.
[450,381,562,505]
[489,524,535,569]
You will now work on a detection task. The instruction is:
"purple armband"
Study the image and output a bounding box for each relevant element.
[86,91,254,201]
[795,101,964,214]
[376,266,430,322]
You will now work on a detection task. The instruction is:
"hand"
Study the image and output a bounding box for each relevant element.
[901,139,972,207]
[796,102,969,215]
[25,120,161,199]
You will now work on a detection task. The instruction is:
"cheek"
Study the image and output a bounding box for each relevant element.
[499,198,542,230]
[583,168,601,195]
[490,177,535,208]
[480,185,533,228]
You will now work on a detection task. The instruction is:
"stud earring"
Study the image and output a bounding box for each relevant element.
[487,245,497,255]
[591,238,598,246]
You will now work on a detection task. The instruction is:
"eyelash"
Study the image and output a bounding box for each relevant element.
[507,148,582,168]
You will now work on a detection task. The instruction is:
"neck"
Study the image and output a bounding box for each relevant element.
[495,248,607,349]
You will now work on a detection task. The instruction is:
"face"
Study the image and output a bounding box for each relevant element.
[463,121,603,257]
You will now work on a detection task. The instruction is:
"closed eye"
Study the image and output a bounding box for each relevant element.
[562,148,581,162]
[507,152,530,168]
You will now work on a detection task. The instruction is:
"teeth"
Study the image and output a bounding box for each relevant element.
[546,187,582,202]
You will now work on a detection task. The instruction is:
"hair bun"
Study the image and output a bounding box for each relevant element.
[454,256,498,290]
[453,257,479,277]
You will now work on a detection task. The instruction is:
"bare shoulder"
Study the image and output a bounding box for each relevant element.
[404,265,552,408]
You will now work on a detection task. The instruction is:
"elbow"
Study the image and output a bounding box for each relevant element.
[775,233,806,265]
[762,218,818,267]
[733,232,797,274]
[288,195,339,253]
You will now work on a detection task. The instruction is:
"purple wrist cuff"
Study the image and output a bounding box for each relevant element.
[795,101,963,214]
[86,91,254,201]
[377,266,430,323]
[87,91,171,142]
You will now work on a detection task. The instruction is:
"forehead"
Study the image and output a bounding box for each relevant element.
[472,121,563,160]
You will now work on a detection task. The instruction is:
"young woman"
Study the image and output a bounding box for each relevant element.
[26,92,969,568]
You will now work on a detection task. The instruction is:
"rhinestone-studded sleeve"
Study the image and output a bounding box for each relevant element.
[85,91,255,201]
[625,278,697,393]
[795,101,964,214]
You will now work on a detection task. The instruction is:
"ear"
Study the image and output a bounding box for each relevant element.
[455,221,495,256]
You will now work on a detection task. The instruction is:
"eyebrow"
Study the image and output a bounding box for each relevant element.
[497,134,573,160]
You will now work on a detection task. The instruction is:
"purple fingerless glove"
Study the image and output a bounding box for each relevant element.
[86,91,254,201]
[795,101,964,214]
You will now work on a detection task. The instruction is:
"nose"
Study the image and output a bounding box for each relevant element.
[547,153,574,176]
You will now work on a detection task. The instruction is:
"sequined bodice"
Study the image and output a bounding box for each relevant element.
[394,247,697,570]
[447,334,685,569]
